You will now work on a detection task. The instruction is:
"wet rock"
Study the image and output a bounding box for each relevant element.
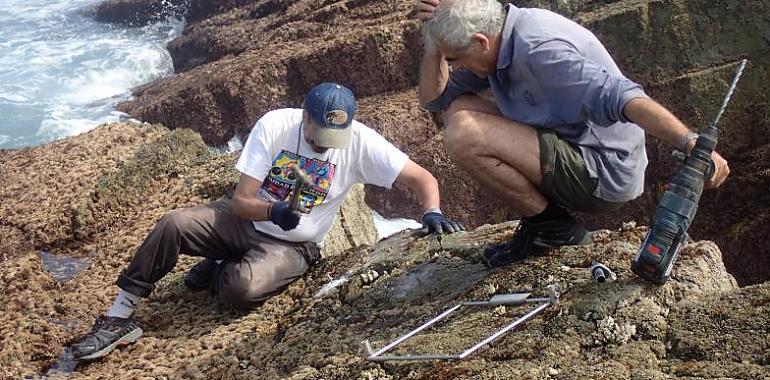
[95,0,187,26]
[2,0,770,377]
[38,251,89,284]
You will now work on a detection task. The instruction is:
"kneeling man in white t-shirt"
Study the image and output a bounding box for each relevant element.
[71,82,464,361]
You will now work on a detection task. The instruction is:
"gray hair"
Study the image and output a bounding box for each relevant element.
[423,0,506,52]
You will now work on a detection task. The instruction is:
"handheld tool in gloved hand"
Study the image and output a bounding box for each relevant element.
[631,59,747,284]
[288,164,312,212]
[269,165,311,231]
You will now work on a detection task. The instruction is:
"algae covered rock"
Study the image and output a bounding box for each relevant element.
[0,122,379,378]
[0,122,767,378]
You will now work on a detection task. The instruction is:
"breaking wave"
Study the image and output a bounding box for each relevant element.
[0,0,183,149]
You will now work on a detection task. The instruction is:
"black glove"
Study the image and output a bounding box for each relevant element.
[268,201,301,231]
[422,210,465,235]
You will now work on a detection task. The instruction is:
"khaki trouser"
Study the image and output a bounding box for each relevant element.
[537,130,626,214]
[116,199,320,310]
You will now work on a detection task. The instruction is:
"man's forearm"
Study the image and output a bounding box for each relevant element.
[623,96,731,187]
[418,46,450,106]
[231,195,271,221]
[395,160,441,213]
[413,176,441,213]
[623,97,693,148]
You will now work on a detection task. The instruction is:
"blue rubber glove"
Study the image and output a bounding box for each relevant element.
[268,201,301,231]
[422,210,465,235]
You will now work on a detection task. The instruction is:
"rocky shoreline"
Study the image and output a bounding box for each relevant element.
[0,124,767,377]
[99,0,770,285]
[1,0,769,378]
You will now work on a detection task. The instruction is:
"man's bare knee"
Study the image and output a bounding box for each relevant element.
[446,94,478,116]
[445,94,500,120]
[444,111,486,161]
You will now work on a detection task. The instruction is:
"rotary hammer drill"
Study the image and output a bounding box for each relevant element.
[631,59,747,284]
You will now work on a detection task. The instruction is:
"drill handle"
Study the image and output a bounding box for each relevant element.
[671,150,716,179]
[705,159,715,180]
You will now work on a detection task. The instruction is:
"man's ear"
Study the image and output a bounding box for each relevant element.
[302,110,312,126]
[471,33,491,51]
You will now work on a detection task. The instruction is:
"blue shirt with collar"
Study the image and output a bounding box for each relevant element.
[425,5,649,203]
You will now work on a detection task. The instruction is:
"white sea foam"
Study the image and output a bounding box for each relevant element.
[0,0,184,149]
[38,108,128,142]
[211,134,244,155]
[225,134,244,153]
[0,93,30,103]
[0,84,35,105]
[372,210,421,240]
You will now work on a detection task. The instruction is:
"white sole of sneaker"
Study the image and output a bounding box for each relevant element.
[77,327,143,361]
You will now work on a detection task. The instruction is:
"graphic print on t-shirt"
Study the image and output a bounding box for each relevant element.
[260,150,336,213]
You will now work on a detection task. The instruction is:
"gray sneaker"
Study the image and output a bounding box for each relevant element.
[71,316,142,360]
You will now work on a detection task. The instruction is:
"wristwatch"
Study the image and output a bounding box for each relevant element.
[678,131,699,151]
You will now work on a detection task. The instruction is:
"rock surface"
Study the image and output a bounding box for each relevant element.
[1,0,769,378]
[97,0,770,285]
[0,123,376,378]
[0,124,768,379]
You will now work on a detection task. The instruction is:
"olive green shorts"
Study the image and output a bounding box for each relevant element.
[537,130,625,214]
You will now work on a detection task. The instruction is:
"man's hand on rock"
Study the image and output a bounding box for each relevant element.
[414,0,440,21]
[268,201,301,231]
[422,210,465,235]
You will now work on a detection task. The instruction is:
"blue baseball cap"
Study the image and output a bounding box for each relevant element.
[303,82,356,149]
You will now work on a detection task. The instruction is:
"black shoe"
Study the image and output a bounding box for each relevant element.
[482,219,537,268]
[530,209,592,248]
[71,316,142,360]
[184,258,219,291]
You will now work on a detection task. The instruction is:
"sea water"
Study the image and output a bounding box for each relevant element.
[0,0,183,149]
[1,0,420,255]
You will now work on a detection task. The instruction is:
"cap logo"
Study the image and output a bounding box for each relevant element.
[325,110,349,126]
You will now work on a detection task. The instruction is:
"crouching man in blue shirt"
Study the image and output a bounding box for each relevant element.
[413,0,730,267]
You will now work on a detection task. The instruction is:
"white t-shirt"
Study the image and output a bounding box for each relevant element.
[235,108,409,243]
